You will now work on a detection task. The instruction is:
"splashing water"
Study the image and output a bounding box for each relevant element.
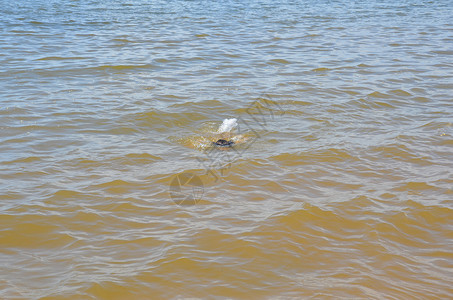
[218,118,238,133]
[176,118,249,150]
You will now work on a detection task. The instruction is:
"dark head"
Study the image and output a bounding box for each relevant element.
[214,139,234,147]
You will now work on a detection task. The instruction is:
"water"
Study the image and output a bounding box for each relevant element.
[1,0,452,298]
[217,118,237,134]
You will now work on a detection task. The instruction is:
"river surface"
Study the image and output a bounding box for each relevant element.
[1,0,452,299]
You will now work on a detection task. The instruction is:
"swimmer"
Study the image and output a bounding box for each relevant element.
[213,139,234,147]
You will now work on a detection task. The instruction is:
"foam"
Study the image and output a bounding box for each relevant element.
[217,118,237,133]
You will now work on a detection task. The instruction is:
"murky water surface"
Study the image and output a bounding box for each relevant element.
[1,0,452,298]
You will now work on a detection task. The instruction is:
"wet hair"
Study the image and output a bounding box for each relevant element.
[214,139,234,147]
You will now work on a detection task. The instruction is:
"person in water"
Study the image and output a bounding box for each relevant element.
[213,118,236,147]
[213,139,234,147]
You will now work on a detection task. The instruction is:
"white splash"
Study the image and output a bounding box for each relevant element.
[217,118,238,133]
